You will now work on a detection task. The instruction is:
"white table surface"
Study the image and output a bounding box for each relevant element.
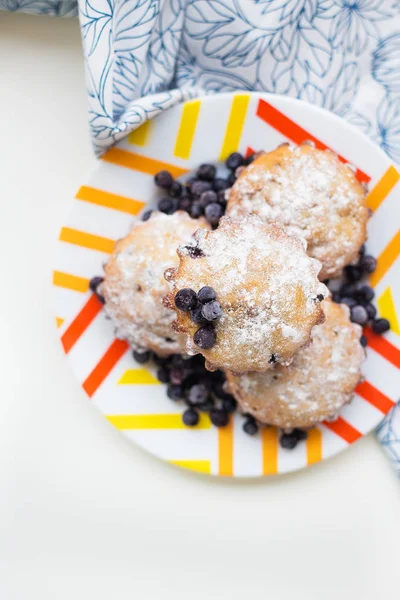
[0,12,399,600]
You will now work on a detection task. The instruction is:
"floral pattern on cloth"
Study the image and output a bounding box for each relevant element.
[2,0,400,474]
[0,0,77,16]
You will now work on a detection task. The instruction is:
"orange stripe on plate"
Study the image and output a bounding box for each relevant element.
[323,417,361,444]
[369,230,400,288]
[61,294,103,354]
[366,165,400,212]
[218,418,233,476]
[261,427,278,475]
[363,327,400,369]
[102,148,188,178]
[83,338,129,398]
[306,428,322,465]
[76,186,145,216]
[53,270,89,293]
[59,227,115,254]
[256,99,370,183]
[356,380,395,414]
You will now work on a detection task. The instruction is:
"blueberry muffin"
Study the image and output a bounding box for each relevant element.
[102,211,209,356]
[226,299,365,430]
[164,215,327,373]
[226,144,369,280]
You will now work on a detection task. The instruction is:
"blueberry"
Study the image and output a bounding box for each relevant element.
[350,305,369,326]
[222,396,237,413]
[199,190,217,208]
[365,303,377,320]
[243,418,258,436]
[169,368,186,385]
[190,304,208,325]
[141,209,153,221]
[153,354,169,367]
[279,432,299,450]
[167,384,183,401]
[331,292,341,304]
[205,202,223,225]
[89,276,104,293]
[189,201,203,219]
[341,296,357,308]
[193,326,217,349]
[227,172,237,186]
[197,286,217,304]
[339,283,356,298]
[158,197,177,214]
[294,429,308,442]
[191,180,213,196]
[213,381,231,400]
[360,335,368,347]
[197,163,216,181]
[154,170,173,189]
[226,152,244,170]
[345,265,363,282]
[157,367,170,383]
[217,189,228,207]
[175,288,198,311]
[359,244,366,256]
[197,400,215,413]
[182,408,199,427]
[169,181,183,197]
[187,383,209,405]
[213,178,229,192]
[179,197,192,212]
[356,284,375,303]
[372,318,390,334]
[360,255,377,274]
[201,300,223,321]
[210,409,229,427]
[133,350,151,364]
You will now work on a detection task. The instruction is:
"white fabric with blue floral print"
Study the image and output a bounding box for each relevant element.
[2,0,400,474]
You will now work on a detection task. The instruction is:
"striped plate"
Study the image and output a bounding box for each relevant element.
[53,93,400,477]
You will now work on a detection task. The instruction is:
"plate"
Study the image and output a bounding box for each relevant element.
[53,92,400,477]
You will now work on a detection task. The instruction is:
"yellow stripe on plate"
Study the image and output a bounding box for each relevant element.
[59,227,115,254]
[174,100,202,159]
[169,460,211,474]
[261,427,278,475]
[219,94,250,160]
[306,428,322,465]
[53,270,89,293]
[56,317,64,328]
[377,287,399,335]
[369,230,400,288]
[366,165,400,212]
[76,186,145,216]
[218,418,233,476]
[118,369,160,385]
[128,120,153,147]
[106,413,211,430]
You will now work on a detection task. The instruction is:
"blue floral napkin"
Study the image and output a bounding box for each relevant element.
[3,0,400,473]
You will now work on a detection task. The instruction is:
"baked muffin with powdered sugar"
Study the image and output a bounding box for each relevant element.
[225,299,365,430]
[226,143,369,280]
[102,211,210,356]
[164,215,327,374]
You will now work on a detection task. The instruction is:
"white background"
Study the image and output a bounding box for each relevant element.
[0,12,399,600]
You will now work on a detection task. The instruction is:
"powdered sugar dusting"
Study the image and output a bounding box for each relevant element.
[227,299,365,429]
[102,211,209,355]
[173,215,327,373]
[227,146,368,279]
